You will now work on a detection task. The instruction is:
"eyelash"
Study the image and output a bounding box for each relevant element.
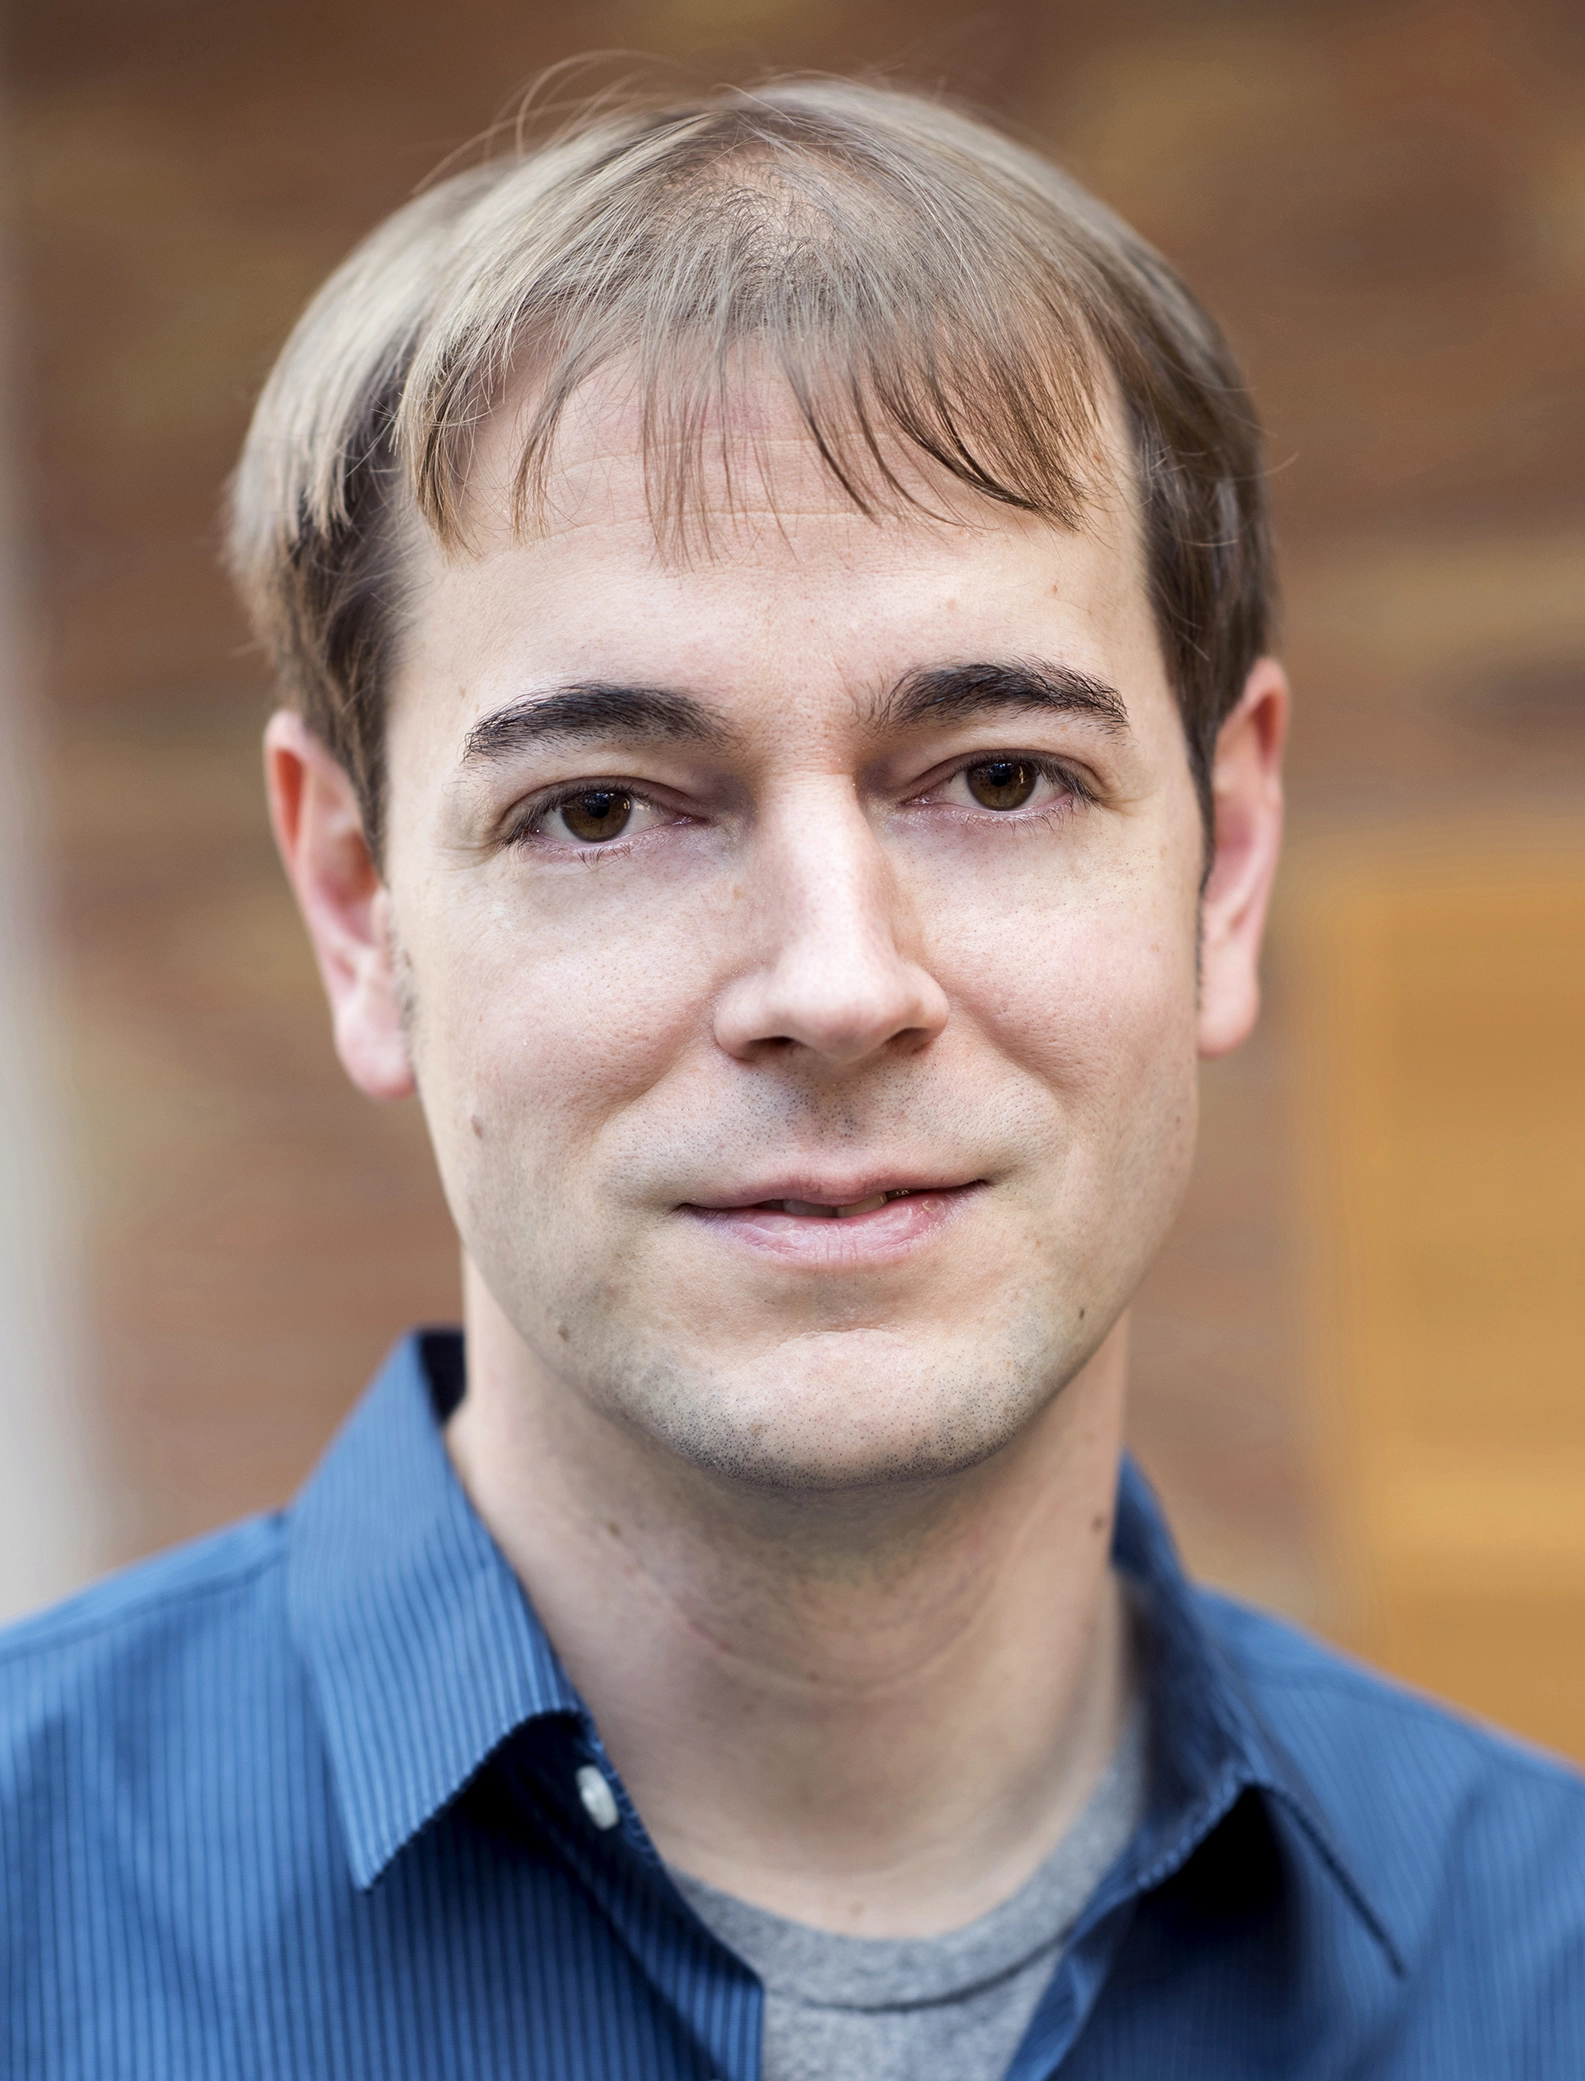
[920,755,1095,813]
[506,783,672,852]
[507,754,1095,854]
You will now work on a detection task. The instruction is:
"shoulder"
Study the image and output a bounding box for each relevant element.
[0,1514,296,1811]
[0,1511,286,1671]
[0,1511,361,2050]
[1198,1585,1585,1815]
[1197,1587,1585,1980]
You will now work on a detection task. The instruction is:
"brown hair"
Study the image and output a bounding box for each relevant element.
[227,74,1275,863]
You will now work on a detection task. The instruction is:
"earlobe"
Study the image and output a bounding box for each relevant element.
[1197,658,1288,1059]
[263,711,417,1102]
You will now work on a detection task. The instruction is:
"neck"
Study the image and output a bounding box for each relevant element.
[447,1265,1133,1938]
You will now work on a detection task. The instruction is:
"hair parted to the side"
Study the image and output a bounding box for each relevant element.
[227,72,1275,865]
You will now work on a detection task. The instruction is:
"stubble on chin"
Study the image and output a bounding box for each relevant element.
[522,1279,1091,1501]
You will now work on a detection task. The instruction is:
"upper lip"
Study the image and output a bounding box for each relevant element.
[680,1174,982,1210]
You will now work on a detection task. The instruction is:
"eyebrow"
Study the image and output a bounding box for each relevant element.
[461,683,731,765]
[460,658,1128,770]
[874,661,1130,735]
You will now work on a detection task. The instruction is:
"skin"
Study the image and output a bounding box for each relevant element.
[268,373,1286,1936]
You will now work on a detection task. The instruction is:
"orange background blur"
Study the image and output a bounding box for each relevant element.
[5,1,1583,1750]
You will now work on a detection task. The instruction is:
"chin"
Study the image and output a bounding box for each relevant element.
[607,1322,1069,1496]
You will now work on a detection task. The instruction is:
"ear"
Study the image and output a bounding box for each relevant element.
[264,710,416,1101]
[1197,657,1288,1059]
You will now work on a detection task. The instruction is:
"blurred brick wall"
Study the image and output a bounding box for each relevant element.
[6,0,1583,1630]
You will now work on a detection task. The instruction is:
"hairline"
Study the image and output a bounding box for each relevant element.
[230,75,1273,875]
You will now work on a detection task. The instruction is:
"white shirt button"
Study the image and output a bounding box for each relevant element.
[575,1763,620,1830]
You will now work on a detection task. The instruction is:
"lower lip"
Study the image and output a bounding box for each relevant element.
[679,1186,982,1265]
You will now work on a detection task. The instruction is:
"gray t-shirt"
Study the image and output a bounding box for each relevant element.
[670,1705,1147,2081]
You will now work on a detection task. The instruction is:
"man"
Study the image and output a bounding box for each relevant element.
[2,75,1581,2079]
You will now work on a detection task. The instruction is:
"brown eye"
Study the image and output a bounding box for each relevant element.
[964,758,1039,811]
[559,789,634,843]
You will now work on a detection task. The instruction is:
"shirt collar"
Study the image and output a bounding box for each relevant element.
[1112,1455,1404,1973]
[289,1330,1398,1970]
[286,1332,583,1887]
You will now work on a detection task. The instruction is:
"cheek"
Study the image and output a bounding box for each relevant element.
[405,873,718,1184]
[956,866,1201,1289]
[927,840,1201,1107]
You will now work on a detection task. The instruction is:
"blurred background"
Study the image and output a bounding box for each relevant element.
[2,0,1582,1753]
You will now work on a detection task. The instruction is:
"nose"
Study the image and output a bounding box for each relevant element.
[712,784,950,1066]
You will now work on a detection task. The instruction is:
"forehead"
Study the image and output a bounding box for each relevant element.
[395,368,1161,730]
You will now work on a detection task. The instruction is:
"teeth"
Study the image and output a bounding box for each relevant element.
[781,1193,899,1219]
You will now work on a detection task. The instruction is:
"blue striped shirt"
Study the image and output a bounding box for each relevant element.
[3,1330,1583,2076]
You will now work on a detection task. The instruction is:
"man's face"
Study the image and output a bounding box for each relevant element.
[377,386,1207,1489]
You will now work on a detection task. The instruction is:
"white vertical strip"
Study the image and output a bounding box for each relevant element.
[0,160,99,1622]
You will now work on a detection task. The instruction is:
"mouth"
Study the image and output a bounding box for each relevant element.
[678,1179,985,1260]
[685,1177,981,1217]
[752,1188,930,1220]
